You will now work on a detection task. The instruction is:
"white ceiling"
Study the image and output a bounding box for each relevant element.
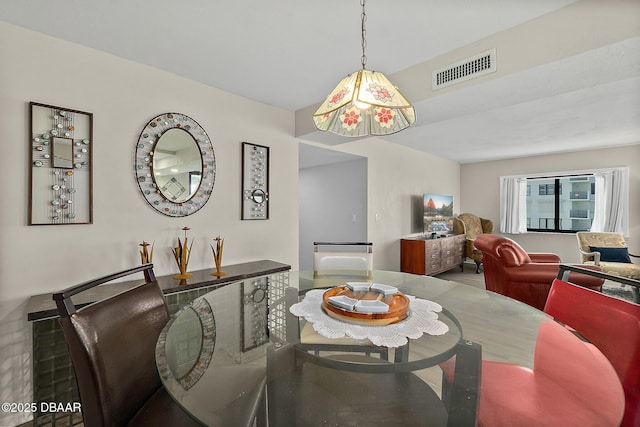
[2,0,639,164]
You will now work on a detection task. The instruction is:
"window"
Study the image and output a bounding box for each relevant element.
[500,167,628,235]
[538,183,556,196]
[526,175,594,232]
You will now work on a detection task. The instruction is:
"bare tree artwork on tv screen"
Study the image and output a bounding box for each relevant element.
[423,194,454,235]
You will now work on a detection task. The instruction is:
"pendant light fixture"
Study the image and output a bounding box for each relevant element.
[313,0,415,137]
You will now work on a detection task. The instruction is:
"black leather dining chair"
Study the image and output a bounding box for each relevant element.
[52,264,201,427]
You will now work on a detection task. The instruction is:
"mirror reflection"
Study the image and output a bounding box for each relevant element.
[52,137,73,169]
[152,128,203,202]
[165,307,203,380]
[251,189,266,204]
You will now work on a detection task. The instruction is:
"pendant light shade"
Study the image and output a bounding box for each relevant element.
[313,69,415,137]
[313,0,415,137]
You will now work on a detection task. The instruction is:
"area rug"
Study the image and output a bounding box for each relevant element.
[602,282,638,303]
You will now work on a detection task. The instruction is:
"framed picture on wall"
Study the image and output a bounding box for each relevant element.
[29,102,93,225]
[241,142,269,220]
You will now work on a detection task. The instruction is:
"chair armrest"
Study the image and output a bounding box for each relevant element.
[506,264,604,288]
[528,253,561,263]
[504,263,563,283]
[579,248,601,265]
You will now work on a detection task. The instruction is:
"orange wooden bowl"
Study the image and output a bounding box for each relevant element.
[322,286,410,326]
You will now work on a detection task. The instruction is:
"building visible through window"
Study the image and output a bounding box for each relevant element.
[526,175,595,232]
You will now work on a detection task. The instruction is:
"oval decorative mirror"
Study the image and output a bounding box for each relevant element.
[135,113,215,217]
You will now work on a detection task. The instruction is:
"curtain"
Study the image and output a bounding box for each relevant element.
[500,176,528,234]
[591,168,629,235]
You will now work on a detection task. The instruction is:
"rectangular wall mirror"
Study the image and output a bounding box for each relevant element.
[52,137,74,169]
[29,102,93,225]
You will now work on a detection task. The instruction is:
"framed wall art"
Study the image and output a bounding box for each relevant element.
[29,102,93,225]
[241,142,269,220]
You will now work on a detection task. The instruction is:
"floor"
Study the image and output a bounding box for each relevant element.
[434,263,486,290]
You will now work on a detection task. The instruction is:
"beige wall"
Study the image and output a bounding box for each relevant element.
[336,139,461,271]
[0,22,458,425]
[460,145,640,262]
[0,22,300,425]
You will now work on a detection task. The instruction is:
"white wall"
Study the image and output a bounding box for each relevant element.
[0,22,299,426]
[336,138,461,271]
[460,145,640,262]
[0,23,461,425]
[299,158,368,270]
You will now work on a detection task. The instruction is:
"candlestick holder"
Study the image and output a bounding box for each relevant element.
[172,227,193,280]
[139,241,154,265]
[210,235,226,276]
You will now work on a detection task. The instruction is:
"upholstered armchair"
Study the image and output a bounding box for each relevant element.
[453,213,494,273]
[576,232,640,280]
[474,234,604,311]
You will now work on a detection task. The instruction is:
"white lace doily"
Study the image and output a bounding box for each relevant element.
[290,290,449,348]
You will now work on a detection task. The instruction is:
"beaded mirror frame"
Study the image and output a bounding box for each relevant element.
[134,113,216,217]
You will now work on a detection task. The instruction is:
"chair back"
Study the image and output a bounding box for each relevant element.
[576,232,627,262]
[544,279,640,427]
[53,265,168,427]
[454,213,493,239]
[473,234,532,267]
[313,242,373,279]
[478,320,624,427]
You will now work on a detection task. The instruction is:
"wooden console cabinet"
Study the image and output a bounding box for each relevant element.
[401,234,466,276]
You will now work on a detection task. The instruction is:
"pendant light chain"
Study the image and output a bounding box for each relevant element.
[312,0,416,136]
[360,0,367,70]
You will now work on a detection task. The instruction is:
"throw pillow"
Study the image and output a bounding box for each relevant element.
[588,246,632,263]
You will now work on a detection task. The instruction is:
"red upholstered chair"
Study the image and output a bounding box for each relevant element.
[478,320,624,427]
[473,234,604,310]
[544,278,640,427]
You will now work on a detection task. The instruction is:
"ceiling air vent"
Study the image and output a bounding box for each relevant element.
[432,48,496,90]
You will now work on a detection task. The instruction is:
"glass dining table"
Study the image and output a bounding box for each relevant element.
[155,270,552,426]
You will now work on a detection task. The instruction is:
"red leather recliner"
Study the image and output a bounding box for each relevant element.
[474,234,604,310]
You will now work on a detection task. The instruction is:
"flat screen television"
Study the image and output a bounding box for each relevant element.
[423,193,454,235]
